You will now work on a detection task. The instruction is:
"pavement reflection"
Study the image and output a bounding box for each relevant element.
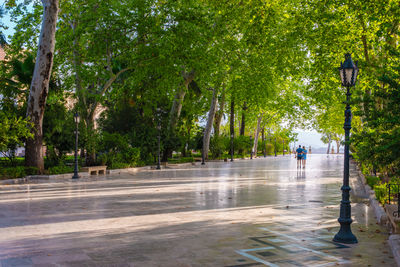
[0,154,394,266]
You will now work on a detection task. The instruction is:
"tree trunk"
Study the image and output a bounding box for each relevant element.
[252,114,263,157]
[168,70,195,133]
[163,71,194,162]
[336,140,340,154]
[326,134,332,154]
[213,89,226,137]
[25,0,59,173]
[240,102,247,136]
[84,114,97,166]
[202,88,218,160]
[168,87,186,133]
[238,102,247,155]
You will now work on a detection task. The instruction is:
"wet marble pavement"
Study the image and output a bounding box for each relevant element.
[0,154,395,266]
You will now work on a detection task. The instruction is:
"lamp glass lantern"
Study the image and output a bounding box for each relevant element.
[339,54,358,87]
[74,112,80,124]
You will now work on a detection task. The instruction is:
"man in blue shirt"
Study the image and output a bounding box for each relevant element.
[302,146,308,169]
[295,145,303,168]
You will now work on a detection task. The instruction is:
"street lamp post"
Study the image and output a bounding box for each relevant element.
[283,139,285,156]
[274,137,277,157]
[156,108,161,170]
[262,128,266,158]
[333,53,358,244]
[72,112,80,179]
[230,134,234,162]
[250,136,253,159]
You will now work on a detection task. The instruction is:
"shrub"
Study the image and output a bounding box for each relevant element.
[123,147,140,165]
[97,132,141,168]
[265,143,274,155]
[374,182,388,205]
[0,166,25,179]
[366,175,381,188]
[234,136,252,156]
[110,162,131,169]
[0,166,38,179]
[25,167,39,175]
[210,136,227,159]
[47,165,74,175]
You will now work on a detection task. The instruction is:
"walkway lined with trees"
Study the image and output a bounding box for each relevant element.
[0,0,399,179]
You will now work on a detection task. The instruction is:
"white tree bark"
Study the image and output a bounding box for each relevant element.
[25,0,59,173]
[336,140,340,154]
[326,134,332,154]
[168,70,195,132]
[203,88,218,160]
[252,113,264,157]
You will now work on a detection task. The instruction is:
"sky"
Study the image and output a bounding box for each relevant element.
[1,7,16,42]
[1,6,327,150]
[294,130,325,149]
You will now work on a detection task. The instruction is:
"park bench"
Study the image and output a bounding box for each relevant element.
[385,204,400,233]
[81,166,107,175]
[385,183,400,233]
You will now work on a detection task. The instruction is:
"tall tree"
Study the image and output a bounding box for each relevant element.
[25,0,59,172]
[202,87,218,161]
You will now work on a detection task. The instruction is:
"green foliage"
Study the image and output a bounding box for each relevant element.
[374,182,388,205]
[210,136,228,159]
[46,165,74,175]
[109,162,131,170]
[234,136,252,157]
[352,50,400,177]
[365,175,381,188]
[265,143,274,155]
[0,166,38,179]
[43,93,75,164]
[97,132,141,168]
[0,111,32,163]
[3,0,399,175]
[167,157,195,164]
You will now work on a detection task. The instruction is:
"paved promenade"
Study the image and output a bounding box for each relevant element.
[0,154,395,266]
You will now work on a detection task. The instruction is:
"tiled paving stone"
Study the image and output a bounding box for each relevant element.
[0,155,396,266]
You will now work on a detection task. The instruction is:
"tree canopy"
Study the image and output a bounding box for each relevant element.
[0,0,399,177]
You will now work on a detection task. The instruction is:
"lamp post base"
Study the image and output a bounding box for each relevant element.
[72,174,80,179]
[333,223,358,244]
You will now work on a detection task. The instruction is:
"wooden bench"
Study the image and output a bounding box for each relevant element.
[81,166,107,175]
[385,204,400,233]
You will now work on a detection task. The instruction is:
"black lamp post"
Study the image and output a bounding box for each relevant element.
[230,133,234,162]
[72,112,80,179]
[250,136,253,159]
[333,53,358,244]
[274,137,277,157]
[263,128,266,158]
[156,108,161,170]
[283,139,285,156]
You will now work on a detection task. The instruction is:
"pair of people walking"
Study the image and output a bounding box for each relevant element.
[295,145,307,168]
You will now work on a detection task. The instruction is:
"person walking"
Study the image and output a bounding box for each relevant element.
[302,146,308,168]
[295,145,303,168]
